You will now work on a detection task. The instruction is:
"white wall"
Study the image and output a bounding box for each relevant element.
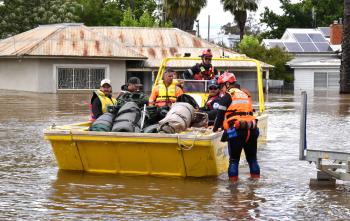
[0,58,126,93]
[294,67,340,92]
[0,58,39,92]
[294,69,314,92]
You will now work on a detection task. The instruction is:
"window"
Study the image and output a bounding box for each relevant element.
[314,72,339,89]
[57,66,106,89]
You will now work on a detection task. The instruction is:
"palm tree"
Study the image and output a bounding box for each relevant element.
[221,0,258,41]
[163,0,207,31]
[340,0,350,93]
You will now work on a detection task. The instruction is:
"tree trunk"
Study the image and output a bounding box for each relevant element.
[340,0,350,93]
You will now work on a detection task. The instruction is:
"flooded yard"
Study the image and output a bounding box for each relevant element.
[0,90,349,220]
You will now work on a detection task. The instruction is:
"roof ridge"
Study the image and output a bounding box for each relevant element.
[17,25,66,56]
[81,25,145,58]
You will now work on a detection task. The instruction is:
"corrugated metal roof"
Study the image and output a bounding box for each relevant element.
[91,27,272,68]
[0,23,146,59]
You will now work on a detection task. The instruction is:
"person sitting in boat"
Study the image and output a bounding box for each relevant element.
[116,77,148,109]
[213,71,260,182]
[200,79,221,126]
[182,48,218,80]
[149,68,184,107]
[90,79,117,122]
[119,77,143,95]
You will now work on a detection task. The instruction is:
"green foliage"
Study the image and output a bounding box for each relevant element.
[221,0,258,40]
[238,35,293,82]
[0,0,79,38]
[120,7,139,26]
[139,11,155,27]
[164,0,207,30]
[260,0,343,39]
[76,0,123,26]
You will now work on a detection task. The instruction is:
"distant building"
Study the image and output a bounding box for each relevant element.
[212,34,240,49]
[263,21,342,92]
[0,23,271,93]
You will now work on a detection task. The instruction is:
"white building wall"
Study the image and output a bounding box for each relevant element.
[294,69,314,92]
[0,59,39,92]
[294,67,340,92]
[0,58,126,93]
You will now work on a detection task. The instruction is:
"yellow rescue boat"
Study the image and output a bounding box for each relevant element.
[44,57,267,177]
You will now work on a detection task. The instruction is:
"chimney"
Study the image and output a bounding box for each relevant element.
[330,20,343,45]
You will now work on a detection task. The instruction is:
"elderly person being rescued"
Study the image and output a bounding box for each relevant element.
[149,68,184,107]
[90,79,117,122]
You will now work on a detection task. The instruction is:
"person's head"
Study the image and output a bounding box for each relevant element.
[127,77,142,92]
[100,79,112,96]
[208,79,220,96]
[217,71,237,91]
[201,48,213,67]
[163,68,176,85]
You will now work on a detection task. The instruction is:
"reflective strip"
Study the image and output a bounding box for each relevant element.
[187,68,194,76]
[231,100,249,105]
[217,105,227,110]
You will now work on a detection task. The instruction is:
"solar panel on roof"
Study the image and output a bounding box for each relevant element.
[308,33,327,42]
[319,27,330,37]
[269,42,285,49]
[314,43,333,52]
[300,43,318,52]
[294,33,312,42]
[284,42,303,52]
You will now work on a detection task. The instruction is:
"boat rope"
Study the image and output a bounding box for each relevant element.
[176,131,199,151]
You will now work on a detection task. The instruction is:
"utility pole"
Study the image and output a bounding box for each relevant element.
[207,15,210,41]
[196,20,200,37]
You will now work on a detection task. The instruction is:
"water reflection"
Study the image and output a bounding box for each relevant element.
[1,90,350,220]
[47,171,220,220]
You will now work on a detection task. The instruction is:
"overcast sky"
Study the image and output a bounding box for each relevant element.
[196,0,301,38]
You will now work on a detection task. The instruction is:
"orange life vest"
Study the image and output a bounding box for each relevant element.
[223,88,255,130]
[194,64,215,80]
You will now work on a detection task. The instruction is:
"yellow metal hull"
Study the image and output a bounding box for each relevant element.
[44,114,267,178]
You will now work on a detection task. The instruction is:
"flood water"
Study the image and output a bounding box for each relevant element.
[0,90,349,220]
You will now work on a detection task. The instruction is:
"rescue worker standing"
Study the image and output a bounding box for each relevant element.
[90,79,117,122]
[149,69,183,107]
[213,72,260,182]
[183,49,218,80]
[200,79,221,126]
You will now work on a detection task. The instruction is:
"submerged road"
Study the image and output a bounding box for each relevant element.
[0,90,349,220]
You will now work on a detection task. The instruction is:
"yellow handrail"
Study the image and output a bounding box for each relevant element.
[153,57,265,113]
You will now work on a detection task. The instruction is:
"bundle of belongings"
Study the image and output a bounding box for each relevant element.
[90,93,209,134]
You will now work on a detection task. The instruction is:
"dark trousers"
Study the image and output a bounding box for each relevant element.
[227,128,259,163]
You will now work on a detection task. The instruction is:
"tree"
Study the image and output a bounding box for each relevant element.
[260,0,343,39]
[163,0,207,31]
[238,35,293,82]
[120,7,139,26]
[221,0,258,41]
[0,0,79,38]
[221,15,261,36]
[340,0,350,93]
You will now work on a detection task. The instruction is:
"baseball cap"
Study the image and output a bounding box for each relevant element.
[208,79,218,89]
[128,77,143,86]
[100,79,111,87]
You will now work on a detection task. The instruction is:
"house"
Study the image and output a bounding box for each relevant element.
[0,23,271,93]
[262,21,342,92]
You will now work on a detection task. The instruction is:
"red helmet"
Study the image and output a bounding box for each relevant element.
[218,71,236,84]
[201,48,213,58]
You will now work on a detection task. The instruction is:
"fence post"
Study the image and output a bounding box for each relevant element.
[299,91,307,160]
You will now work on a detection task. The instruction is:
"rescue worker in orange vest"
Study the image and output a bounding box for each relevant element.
[183,49,218,80]
[149,69,184,107]
[213,71,260,182]
[90,79,117,122]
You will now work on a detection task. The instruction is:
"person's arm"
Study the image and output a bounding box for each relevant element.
[213,93,231,132]
[175,86,184,97]
[148,86,159,106]
[92,98,103,119]
[183,64,200,79]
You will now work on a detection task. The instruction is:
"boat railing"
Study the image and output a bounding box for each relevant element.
[299,91,350,184]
